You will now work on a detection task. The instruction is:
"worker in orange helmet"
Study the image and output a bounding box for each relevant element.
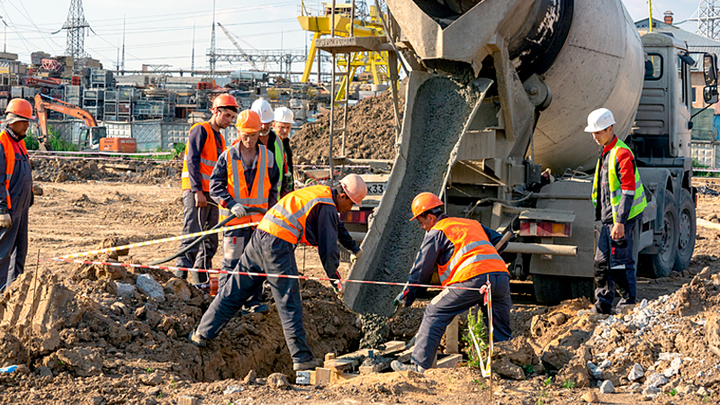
[207,110,279,315]
[0,99,35,292]
[390,192,512,373]
[176,94,238,287]
[191,174,366,372]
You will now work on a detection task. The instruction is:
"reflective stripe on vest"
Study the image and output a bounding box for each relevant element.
[218,145,272,226]
[256,185,335,245]
[181,122,226,191]
[592,138,647,222]
[269,134,286,194]
[0,130,27,210]
[432,218,508,286]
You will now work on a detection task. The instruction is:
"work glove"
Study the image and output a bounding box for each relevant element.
[393,287,416,308]
[230,204,248,218]
[0,213,11,228]
[331,279,343,294]
[350,249,363,264]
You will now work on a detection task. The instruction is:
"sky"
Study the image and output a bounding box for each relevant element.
[0,0,707,74]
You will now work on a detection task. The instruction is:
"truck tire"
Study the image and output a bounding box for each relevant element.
[674,189,695,271]
[639,190,677,278]
[533,275,593,305]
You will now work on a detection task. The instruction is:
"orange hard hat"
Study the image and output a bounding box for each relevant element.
[235,109,262,134]
[5,98,34,120]
[212,94,239,111]
[410,192,443,221]
[339,174,367,207]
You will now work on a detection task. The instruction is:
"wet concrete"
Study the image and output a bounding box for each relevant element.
[345,72,488,315]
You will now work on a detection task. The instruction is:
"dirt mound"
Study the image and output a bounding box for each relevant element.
[291,91,404,164]
[30,158,182,185]
[0,255,362,403]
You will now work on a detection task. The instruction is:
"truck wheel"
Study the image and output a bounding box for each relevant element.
[639,190,677,278]
[674,189,695,271]
[569,278,595,300]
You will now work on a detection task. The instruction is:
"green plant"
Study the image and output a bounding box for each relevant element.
[561,379,576,389]
[543,377,552,387]
[472,378,488,389]
[448,376,453,383]
[521,363,534,376]
[146,367,154,373]
[57,359,64,365]
[171,378,176,390]
[462,308,490,369]
[667,388,677,396]
[23,133,40,150]
[157,393,163,399]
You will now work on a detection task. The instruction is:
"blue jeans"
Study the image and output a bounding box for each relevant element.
[195,230,314,364]
[411,272,512,369]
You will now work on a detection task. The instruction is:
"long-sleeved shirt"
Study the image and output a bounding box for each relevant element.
[0,126,32,215]
[595,136,636,224]
[302,189,360,280]
[209,143,280,212]
[186,123,225,192]
[406,214,506,296]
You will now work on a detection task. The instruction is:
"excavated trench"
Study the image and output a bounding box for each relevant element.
[345,73,489,316]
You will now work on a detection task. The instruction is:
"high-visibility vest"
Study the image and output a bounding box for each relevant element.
[257,185,335,245]
[266,132,287,194]
[0,129,27,210]
[218,144,272,225]
[181,122,226,191]
[592,138,647,223]
[431,218,508,286]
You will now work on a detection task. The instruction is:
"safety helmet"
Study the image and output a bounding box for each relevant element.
[235,110,262,134]
[273,106,294,124]
[212,94,239,111]
[584,108,615,132]
[339,174,367,207]
[251,99,274,124]
[410,192,443,221]
[5,98,34,121]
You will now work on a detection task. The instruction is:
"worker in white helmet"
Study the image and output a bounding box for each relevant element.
[273,106,295,195]
[251,99,289,196]
[582,108,647,315]
[190,174,366,371]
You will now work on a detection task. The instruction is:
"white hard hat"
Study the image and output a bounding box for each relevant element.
[584,108,616,132]
[339,174,367,207]
[274,106,294,124]
[251,99,274,124]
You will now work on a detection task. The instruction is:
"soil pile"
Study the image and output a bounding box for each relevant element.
[30,158,183,186]
[291,91,404,163]
[0,255,361,403]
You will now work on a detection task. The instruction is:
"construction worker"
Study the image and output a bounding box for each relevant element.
[584,108,646,315]
[176,94,238,285]
[190,174,366,371]
[251,99,291,197]
[209,110,279,315]
[391,192,511,373]
[0,99,34,292]
[273,106,295,194]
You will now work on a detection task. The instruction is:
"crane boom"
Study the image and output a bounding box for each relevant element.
[217,22,259,71]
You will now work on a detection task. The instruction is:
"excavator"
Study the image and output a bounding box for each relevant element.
[33,93,134,152]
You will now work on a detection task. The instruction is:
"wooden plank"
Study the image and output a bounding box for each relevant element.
[436,354,463,369]
[316,368,333,385]
[396,347,414,363]
[359,361,392,374]
[445,316,459,354]
[380,341,406,355]
[323,358,357,372]
[178,397,198,405]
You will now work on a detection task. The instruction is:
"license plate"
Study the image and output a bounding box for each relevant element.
[366,182,386,195]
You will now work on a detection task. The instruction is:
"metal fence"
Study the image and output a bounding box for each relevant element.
[692,140,720,170]
[45,119,239,151]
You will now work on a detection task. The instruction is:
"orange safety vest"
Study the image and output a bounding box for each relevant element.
[0,129,27,210]
[181,122,226,191]
[257,185,335,245]
[218,144,273,225]
[432,218,508,286]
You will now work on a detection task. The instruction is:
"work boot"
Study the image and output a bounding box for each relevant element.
[188,330,207,347]
[293,359,320,371]
[242,304,270,315]
[390,360,425,373]
[577,307,610,317]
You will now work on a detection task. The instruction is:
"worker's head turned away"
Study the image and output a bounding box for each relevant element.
[336,174,367,212]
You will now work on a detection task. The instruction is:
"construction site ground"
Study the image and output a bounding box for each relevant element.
[0,161,719,405]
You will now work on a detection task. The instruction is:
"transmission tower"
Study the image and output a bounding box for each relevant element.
[691,0,720,39]
[61,0,90,58]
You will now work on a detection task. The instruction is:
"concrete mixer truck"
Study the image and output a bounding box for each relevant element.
[343,0,719,314]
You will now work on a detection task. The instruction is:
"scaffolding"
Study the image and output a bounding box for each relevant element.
[298,1,390,97]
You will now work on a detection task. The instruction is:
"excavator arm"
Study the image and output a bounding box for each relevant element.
[34,93,97,139]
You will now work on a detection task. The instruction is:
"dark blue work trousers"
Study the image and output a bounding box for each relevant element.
[174,190,218,284]
[411,272,512,370]
[195,230,314,364]
[593,219,637,314]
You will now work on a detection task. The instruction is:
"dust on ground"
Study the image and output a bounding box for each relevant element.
[291,90,404,164]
